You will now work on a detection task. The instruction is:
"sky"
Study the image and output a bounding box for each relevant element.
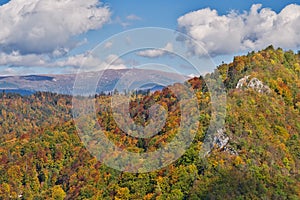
[0,0,299,76]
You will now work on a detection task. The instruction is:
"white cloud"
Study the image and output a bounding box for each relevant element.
[126,14,142,21]
[0,0,111,55]
[104,41,113,49]
[114,15,142,28]
[0,51,127,71]
[0,51,47,67]
[115,16,131,28]
[55,53,127,70]
[136,42,174,58]
[56,53,101,68]
[105,54,124,65]
[177,4,300,56]
[0,67,36,76]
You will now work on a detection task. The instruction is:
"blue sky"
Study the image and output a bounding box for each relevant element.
[0,0,299,76]
[73,0,299,53]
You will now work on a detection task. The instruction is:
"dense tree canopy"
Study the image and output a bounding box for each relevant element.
[0,47,299,199]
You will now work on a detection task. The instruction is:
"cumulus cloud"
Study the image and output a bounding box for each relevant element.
[136,42,174,58]
[54,53,127,70]
[0,51,127,72]
[177,4,300,56]
[55,53,101,69]
[0,0,111,55]
[0,51,48,67]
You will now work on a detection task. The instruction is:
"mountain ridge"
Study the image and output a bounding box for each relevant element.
[0,46,299,199]
[0,69,189,95]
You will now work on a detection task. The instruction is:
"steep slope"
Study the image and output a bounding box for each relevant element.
[0,47,299,199]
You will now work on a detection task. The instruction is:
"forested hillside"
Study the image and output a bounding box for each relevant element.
[0,46,299,199]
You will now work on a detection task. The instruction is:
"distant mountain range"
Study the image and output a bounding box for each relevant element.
[0,69,188,95]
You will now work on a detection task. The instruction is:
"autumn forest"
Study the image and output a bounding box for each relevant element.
[0,46,300,199]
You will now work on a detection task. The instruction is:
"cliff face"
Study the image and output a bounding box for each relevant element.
[236,75,271,94]
[205,128,238,156]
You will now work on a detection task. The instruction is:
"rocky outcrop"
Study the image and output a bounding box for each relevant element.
[236,75,250,89]
[205,128,238,156]
[223,146,238,155]
[236,75,271,94]
[214,128,229,150]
